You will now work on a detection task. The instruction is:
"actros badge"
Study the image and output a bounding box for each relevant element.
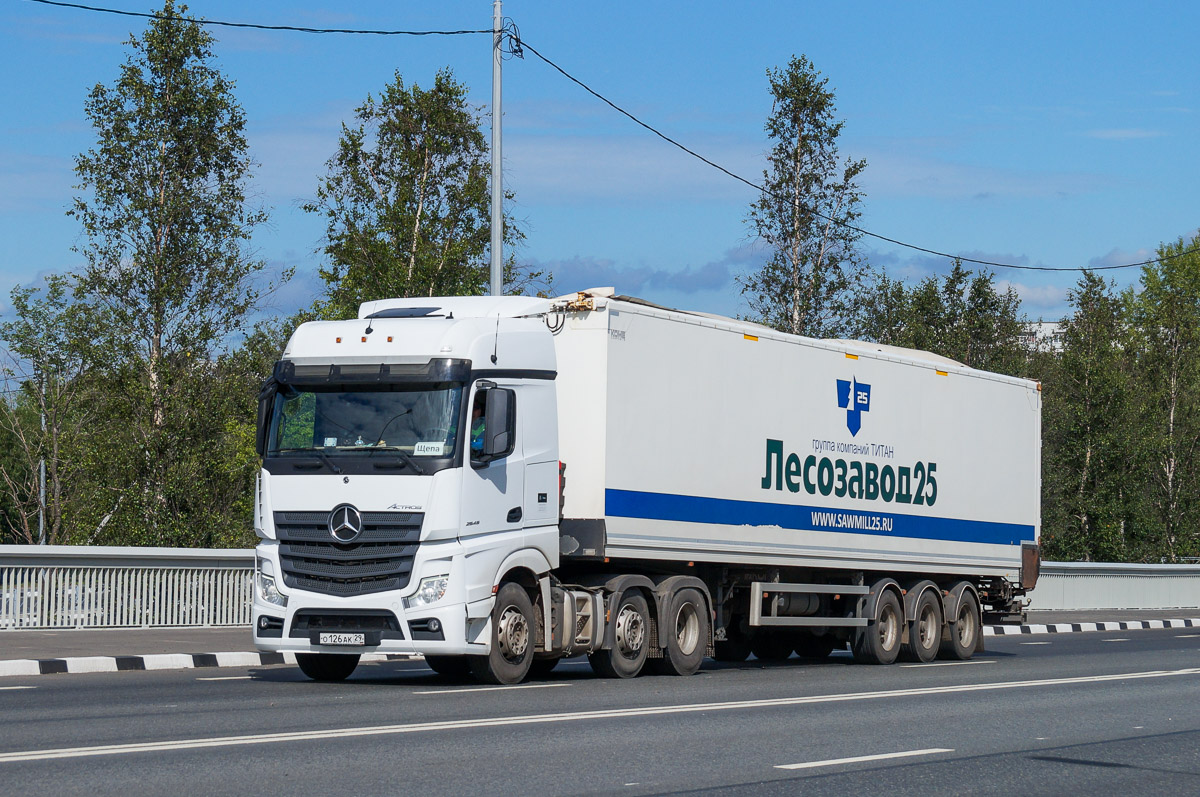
[328,503,363,543]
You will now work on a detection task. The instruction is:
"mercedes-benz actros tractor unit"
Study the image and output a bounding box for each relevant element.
[252,288,1040,684]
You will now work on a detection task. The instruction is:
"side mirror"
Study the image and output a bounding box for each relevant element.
[480,388,515,462]
[255,377,278,458]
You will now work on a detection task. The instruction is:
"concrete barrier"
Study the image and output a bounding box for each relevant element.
[1029,561,1200,610]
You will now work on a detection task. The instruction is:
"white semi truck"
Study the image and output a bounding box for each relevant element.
[252,289,1040,684]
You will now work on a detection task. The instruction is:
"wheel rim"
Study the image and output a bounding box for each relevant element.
[878,603,899,651]
[675,602,700,655]
[957,603,977,648]
[497,605,529,663]
[615,603,645,658]
[918,604,938,649]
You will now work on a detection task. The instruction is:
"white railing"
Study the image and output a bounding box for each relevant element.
[0,545,254,630]
[1029,561,1200,611]
[3,547,1200,629]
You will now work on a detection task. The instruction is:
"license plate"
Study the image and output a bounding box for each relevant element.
[319,632,365,646]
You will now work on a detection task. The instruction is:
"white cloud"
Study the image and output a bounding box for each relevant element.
[859,150,1112,200]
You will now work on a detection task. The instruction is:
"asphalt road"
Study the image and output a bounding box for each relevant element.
[3,629,1200,796]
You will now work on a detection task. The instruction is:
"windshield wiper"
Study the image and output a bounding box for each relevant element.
[369,448,425,475]
[274,448,343,472]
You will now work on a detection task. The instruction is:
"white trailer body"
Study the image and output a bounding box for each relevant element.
[554,296,1040,581]
[252,290,1040,683]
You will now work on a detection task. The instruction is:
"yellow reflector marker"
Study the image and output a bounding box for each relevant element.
[387,336,394,343]
[335,337,342,343]
[744,334,758,341]
[845,353,859,360]
[361,336,367,343]
[936,370,948,376]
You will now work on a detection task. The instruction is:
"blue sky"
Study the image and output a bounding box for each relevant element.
[2,0,1198,324]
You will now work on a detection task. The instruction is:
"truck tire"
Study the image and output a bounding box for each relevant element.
[713,618,751,662]
[852,589,902,665]
[588,592,650,678]
[900,589,943,663]
[649,588,709,676]
[425,655,472,678]
[469,582,536,684]
[296,653,360,682]
[939,589,980,660]
[750,632,794,662]
[793,634,837,660]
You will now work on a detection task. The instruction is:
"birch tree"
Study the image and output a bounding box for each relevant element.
[306,68,534,319]
[740,55,865,338]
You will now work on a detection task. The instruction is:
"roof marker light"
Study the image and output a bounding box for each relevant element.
[845,353,859,360]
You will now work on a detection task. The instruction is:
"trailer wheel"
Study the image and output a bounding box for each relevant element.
[469,582,535,684]
[852,589,902,665]
[425,655,472,678]
[588,592,650,678]
[900,589,943,663]
[793,634,837,659]
[650,588,709,676]
[750,632,794,662]
[296,653,360,682]
[939,589,980,660]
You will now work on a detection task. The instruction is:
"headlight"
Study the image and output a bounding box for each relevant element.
[257,571,287,607]
[405,575,450,609]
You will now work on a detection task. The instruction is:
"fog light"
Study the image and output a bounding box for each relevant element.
[428,618,441,633]
[405,575,450,609]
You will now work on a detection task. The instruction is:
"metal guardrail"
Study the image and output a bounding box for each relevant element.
[1029,561,1200,611]
[3,547,1200,629]
[0,545,253,630]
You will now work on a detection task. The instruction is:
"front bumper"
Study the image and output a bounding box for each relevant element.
[252,542,495,657]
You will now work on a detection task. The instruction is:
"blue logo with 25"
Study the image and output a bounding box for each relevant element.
[836,378,870,436]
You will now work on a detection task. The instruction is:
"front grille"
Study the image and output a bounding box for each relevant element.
[274,510,423,597]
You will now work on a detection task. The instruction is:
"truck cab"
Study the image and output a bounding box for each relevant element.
[252,296,560,683]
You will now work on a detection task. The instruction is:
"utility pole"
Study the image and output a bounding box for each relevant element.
[490,0,503,296]
[38,376,45,545]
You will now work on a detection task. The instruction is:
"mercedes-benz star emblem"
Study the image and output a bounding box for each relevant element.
[328,504,363,543]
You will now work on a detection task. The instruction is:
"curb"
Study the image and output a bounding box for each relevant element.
[4,618,1198,678]
[0,651,421,678]
[983,618,1200,636]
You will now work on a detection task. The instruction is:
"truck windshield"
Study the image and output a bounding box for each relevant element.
[267,383,463,459]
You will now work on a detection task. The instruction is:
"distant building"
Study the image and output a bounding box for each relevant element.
[1018,321,1063,353]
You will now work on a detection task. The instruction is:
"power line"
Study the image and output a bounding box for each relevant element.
[513,35,1197,274]
[25,0,1198,273]
[26,0,490,36]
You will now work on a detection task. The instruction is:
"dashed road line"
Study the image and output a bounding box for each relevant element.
[775,748,954,770]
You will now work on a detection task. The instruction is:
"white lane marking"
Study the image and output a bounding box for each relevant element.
[776,747,953,770]
[1176,634,1200,638]
[1020,642,1051,646]
[1102,638,1130,643]
[2,667,1199,764]
[196,676,252,682]
[900,661,995,668]
[0,686,36,691]
[414,683,570,696]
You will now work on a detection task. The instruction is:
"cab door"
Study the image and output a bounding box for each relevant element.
[459,382,525,545]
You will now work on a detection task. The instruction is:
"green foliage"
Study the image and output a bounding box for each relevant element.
[305,68,541,320]
[740,55,866,338]
[859,260,1026,375]
[1038,273,1139,561]
[61,0,272,546]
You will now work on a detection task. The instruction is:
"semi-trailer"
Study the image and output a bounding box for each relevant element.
[252,288,1040,683]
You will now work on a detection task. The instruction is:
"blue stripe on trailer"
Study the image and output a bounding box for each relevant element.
[605,489,1031,546]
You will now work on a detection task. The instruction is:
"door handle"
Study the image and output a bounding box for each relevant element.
[507,506,523,523]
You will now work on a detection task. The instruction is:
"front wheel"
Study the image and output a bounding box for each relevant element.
[589,592,650,678]
[469,582,536,685]
[296,653,360,682]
